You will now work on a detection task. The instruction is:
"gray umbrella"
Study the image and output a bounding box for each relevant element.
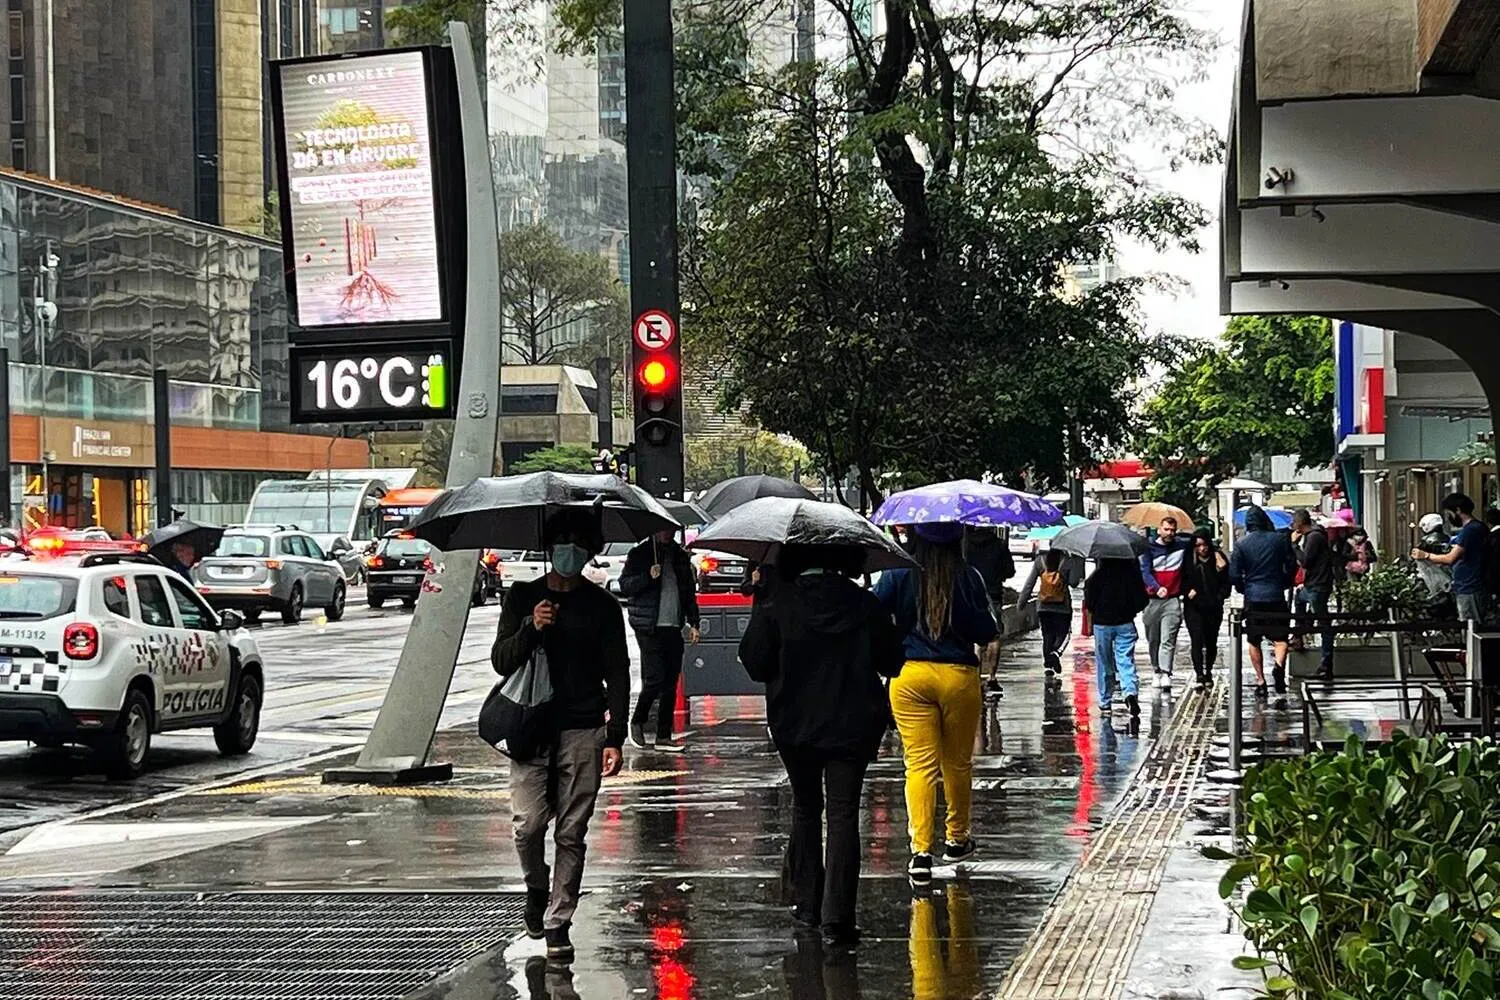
[141,519,226,561]
[662,499,713,526]
[1050,520,1151,560]
[687,497,916,572]
[409,472,680,550]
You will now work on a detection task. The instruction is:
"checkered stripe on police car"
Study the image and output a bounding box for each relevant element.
[0,658,65,693]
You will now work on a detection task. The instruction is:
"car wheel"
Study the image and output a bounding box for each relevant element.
[401,597,416,610]
[214,673,262,756]
[103,689,152,780]
[243,608,261,624]
[326,583,346,622]
[471,579,487,607]
[281,586,304,625]
[368,594,385,610]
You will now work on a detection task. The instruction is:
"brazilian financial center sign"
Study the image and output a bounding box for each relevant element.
[270,47,466,424]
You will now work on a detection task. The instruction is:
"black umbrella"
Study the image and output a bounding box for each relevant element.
[662,499,713,526]
[688,497,916,572]
[1051,520,1151,561]
[409,472,679,551]
[697,475,817,516]
[142,519,225,560]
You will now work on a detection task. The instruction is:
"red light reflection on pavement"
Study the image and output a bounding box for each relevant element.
[651,921,695,1000]
[1067,668,1099,840]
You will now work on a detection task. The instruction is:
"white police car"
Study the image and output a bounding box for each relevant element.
[0,548,265,779]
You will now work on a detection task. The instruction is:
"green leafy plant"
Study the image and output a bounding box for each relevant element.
[508,445,598,475]
[1338,562,1430,622]
[1213,733,1500,999]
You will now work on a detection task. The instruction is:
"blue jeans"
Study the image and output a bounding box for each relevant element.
[1296,588,1335,669]
[1093,623,1139,707]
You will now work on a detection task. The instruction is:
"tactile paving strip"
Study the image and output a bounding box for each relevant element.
[0,890,525,1000]
[998,683,1224,999]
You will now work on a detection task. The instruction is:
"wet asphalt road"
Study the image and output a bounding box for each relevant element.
[0,590,508,835]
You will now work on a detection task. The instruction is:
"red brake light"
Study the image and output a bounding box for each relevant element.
[367,555,384,568]
[63,622,99,660]
[701,556,719,573]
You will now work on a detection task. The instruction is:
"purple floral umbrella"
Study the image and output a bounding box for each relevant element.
[872,479,1064,529]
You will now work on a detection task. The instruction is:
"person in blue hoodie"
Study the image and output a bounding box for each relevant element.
[1228,505,1298,699]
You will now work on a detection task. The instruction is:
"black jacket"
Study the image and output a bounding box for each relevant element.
[618,538,701,634]
[1083,558,1150,627]
[1180,552,1231,613]
[739,572,905,761]
[1296,525,1335,592]
[964,530,1015,601]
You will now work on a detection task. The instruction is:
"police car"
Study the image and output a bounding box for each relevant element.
[0,545,265,779]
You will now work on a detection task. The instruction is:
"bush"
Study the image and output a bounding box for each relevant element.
[1216,733,1500,999]
[1338,561,1430,621]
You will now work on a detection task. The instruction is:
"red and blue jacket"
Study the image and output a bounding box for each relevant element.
[1140,536,1192,597]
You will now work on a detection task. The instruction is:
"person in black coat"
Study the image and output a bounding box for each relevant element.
[739,544,906,948]
[618,530,701,751]
[1180,528,1230,691]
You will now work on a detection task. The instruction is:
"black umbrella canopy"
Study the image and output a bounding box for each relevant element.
[1050,520,1151,561]
[661,499,713,527]
[141,519,225,560]
[409,472,680,551]
[688,497,916,572]
[697,475,817,516]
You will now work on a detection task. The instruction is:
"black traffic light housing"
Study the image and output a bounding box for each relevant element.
[632,347,682,494]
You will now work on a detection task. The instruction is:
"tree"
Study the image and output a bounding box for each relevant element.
[415,421,453,487]
[498,225,628,367]
[685,431,810,494]
[509,444,599,475]
[558,2,1215,505]
[1137,316,1336,513]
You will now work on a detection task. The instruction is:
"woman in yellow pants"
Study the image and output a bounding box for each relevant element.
[874,522,1000,884]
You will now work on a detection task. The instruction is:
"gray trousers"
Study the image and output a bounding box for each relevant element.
[1142,597,1184,675]
[512,726,605,930]
[1457,592,1491,626]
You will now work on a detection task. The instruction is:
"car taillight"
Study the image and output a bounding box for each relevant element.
[367,555,384,569]
[266,559,282,570]
[484,552,499,567]
[63,622,99,660]
[701,556,719,573]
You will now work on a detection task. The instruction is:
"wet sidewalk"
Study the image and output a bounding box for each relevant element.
[1,624,1240,1000]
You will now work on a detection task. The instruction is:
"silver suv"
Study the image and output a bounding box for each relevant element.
[194,527,348,625]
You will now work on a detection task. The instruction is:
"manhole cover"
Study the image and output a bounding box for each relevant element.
[0,890,525,999]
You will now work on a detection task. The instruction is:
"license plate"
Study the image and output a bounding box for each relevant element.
[394,575,418,585]
[720,566,744,576]
[213,566,253,578]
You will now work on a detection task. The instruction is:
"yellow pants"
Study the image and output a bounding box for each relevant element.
[910,883,979,999]
[890,660,982,853]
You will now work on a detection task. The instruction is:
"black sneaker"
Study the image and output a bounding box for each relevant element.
[524,887,547,940]
[822,922,861,949]
[942,838,978,865]
[907,853,933,885]
[628,723,653,751]
[1254,683,1269,701]
[1126,694,1140,717]
[1273,667,1288,696]
[545,924,575,964]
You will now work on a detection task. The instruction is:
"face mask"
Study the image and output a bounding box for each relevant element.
[550,543,590,578]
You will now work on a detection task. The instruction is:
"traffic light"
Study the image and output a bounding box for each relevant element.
[631,309,683,497]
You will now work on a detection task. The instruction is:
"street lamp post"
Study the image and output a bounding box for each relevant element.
[34,246,58,525]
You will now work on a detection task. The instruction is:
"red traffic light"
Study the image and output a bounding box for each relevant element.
[638,357,674,390]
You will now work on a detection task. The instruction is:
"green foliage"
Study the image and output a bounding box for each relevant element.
[1138,316,1336,512]
[685,431,809,495]
[1338,562,1431,622]
[1454,440,1495,467]
[384,0,483,45]
[415,421,453,487]
[509,445,599,475]
[499,224,627,366]
[1219,734,1500,999]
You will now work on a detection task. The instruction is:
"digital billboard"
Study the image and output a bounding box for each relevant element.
[275,50,446,329]
[289,340,456,423]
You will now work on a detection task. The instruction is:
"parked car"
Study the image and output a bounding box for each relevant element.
[366,533,487,610]
[0,547,263,779]
[193,527,348,624]
[498,550,548,591]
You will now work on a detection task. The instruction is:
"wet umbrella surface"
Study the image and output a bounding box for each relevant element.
[688,496,916,571]
[1050,520,1152,561]
[697,475,818,516]
[141,519,226,560]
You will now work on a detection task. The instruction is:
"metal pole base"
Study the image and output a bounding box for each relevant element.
[322,760,455,786]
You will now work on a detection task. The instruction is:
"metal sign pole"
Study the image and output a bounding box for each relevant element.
[324,20,501,785]
[1228,611,1243,774]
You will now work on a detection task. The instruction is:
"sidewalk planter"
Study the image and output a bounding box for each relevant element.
[1213,734,1500,999]
[1002,599,1038,638]
[1287,640,1395,680]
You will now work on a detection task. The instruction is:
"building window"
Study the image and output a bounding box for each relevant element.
[10,139,22,171]
[7,13,20,57]
[8,76,20,125]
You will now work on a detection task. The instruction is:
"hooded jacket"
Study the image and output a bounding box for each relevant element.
[1228,506,1297,602]
[739,572,906,760]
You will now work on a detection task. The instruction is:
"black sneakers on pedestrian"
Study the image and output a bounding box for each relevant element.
[823,923,861,949]
[545,924,575,964]
[1254,682,1269,701]
[524,888,548,940]
[907,853,934,885]
[1126,694,1140,718]
[628,723,653,751]
[1273,666,1288,696]
[942,838,978,865]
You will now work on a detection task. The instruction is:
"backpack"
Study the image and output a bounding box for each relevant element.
[1039,569,1067,604]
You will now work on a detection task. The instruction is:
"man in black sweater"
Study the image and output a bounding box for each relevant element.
[1291,510,1336,680]
[493,509,629,964]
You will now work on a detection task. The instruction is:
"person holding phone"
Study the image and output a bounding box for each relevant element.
[493,508,629,964]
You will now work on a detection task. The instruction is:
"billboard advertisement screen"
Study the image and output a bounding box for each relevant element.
[276,50,445,329]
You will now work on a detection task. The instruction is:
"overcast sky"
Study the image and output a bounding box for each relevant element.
[1120,1,1244,341]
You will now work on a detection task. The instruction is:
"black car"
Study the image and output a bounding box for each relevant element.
[365,534,486,610]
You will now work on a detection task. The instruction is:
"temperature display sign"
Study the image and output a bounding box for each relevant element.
[290,340,455,422]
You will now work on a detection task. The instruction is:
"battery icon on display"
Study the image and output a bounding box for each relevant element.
[424,354,447,409]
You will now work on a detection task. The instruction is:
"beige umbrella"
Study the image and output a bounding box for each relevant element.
[1120,502,1194,530]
